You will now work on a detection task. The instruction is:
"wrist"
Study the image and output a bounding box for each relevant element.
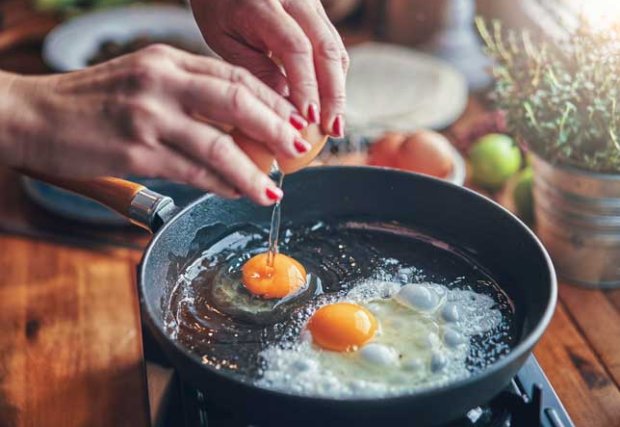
[0,71,45,169]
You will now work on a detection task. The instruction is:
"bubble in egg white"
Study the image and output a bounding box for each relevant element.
[444,328,466,348]
[292,358,318,373]
[425,332,441,349]
[431,352,448,372]
[395,283,440,311]
[396,267,412,284]
[359,343,399,367]
[441,303,460,322]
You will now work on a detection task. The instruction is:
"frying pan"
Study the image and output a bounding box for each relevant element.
[29,167,556,426]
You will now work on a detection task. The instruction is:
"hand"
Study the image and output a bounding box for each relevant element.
[191,0,349,138]
[0,45,314,205]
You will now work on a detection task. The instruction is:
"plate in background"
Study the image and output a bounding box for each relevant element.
[43,4,214,71]
[345,43,468,138]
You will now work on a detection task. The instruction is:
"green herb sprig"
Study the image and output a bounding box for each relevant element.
[476,18,620,173]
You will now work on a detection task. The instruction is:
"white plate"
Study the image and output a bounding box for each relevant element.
[346,43,468,138]
[43,4,214,71]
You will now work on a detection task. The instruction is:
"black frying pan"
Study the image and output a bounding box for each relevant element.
[29,167,556,426]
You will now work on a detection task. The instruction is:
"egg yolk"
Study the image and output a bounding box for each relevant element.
[241,253,306,299]
[307,302,378,352]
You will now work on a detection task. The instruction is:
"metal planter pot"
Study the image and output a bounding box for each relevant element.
[532,154,620,288]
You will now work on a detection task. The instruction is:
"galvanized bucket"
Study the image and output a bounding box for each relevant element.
[532,154,620,288]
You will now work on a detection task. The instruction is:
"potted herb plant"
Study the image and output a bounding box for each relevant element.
[476,18,620,287]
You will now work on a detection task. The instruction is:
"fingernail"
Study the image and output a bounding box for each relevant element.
[294,138,310,154]
[307,103,319,124]
[332,114,345,138]
[289,112,307,131]
[266,187,283,202]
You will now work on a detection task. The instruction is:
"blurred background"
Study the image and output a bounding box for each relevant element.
[0,0,576,71]
[2,0,619,286]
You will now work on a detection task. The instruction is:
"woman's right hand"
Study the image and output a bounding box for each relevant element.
[0,45,312,205]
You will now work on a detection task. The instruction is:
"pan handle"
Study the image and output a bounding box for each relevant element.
[20,170,178,232]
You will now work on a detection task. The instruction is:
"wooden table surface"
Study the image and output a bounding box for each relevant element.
[2,3,620,427]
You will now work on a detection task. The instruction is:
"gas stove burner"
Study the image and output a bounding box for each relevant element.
[150,355,573,427]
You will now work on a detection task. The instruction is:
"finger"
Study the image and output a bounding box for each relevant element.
[316,4,350,73]
[136,45,296,122]
[284,0,347,137]
[194,37,290,97]
[163,119,283,206]
[178,74,311,158]
[174,51,294,119]
[129,144,240,199]
[250,2,320,125]
[177,52,308,132]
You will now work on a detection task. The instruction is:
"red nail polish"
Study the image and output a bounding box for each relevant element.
[294,138,309,153]
[332,115,345,137]
[265,187,283,201]
[307,103,319,123]
[289,112,307,131]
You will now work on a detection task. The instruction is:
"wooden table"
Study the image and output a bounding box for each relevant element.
[2,4,620,427]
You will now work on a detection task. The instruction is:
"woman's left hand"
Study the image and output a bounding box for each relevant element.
[191,0,349,138]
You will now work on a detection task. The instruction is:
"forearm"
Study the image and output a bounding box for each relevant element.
[0,47,292,204]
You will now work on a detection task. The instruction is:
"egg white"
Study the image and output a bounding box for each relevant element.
[256,280,503,398]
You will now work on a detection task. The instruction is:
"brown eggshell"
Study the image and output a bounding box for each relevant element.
[367,132,406,167]
[232,124,328,175]
[276,124,329,174]
[231,129,274,174]
[394,130,453,178]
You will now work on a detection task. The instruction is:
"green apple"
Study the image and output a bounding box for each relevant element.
[470,134,521,190]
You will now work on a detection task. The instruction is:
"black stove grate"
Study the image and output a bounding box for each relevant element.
[152,355,573,427]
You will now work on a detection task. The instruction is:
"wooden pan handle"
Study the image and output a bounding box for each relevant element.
[19,170,146,217]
